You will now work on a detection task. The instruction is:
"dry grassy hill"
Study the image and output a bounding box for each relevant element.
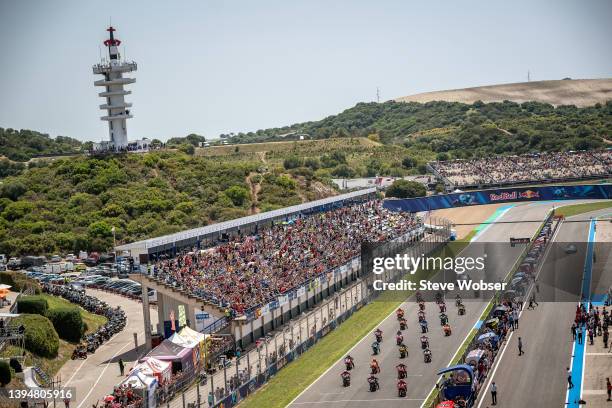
[395,78,612,107]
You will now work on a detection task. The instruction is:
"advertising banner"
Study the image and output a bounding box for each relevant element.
[384,184,611,213]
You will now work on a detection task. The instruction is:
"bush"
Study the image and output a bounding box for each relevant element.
[46,307,84,342]
[283,156,303,170]
[9,358,22,373]
[0,361,10,386]
[13,314,59,358]
[17,296,48,315]
[0,272,40,294]
[386,179,427,199]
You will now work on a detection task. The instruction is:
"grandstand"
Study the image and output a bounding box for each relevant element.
[117,188,379,264]
[429,149,611,189]
[123,187,433,348]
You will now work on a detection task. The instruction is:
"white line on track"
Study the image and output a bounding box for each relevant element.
[77,329,144,408]
[64,300,129,387]
[285,299,407,406]
[292,398,425,404]
[476,216,563,408]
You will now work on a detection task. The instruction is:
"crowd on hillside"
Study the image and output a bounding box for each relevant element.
[431,150,611,187]
[151,201,420,314]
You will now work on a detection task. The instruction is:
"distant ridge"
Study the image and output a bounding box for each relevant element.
[395,78,612,107]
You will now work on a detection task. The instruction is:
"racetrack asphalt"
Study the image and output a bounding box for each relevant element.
[289,202,563,407]
[475,208,610,408]
[58,288,158,408]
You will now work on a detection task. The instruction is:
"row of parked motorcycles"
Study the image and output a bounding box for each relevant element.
[42,283,127,360]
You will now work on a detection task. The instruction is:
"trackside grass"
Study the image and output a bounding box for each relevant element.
[240,234,474,408]
[555,201,612,218]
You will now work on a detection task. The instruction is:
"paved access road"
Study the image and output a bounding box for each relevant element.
[289,202,562,407]
[476,209,610,408]
[58,288,158,408]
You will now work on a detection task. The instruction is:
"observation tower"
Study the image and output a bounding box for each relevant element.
[92,26,137,151]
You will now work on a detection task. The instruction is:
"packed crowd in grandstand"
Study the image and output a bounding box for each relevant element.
[431,149,611,187]
[152,201,421,314]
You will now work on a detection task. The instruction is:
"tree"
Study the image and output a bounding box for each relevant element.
[386,180,426,199]
[179,144,195,155]
[224,186,250,206]
[283,156,303,169]
[402,157,416,169]
[436,152,449,162]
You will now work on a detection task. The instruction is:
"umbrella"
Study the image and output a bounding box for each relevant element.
[477,332,497,342]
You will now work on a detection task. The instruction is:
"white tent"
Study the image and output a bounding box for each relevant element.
[120,368,157,389]
[120,369,158,408]
[178,326,207,344]
[133,357,171,384]
[168,332,199,349]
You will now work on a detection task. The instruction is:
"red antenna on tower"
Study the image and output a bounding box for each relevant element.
[104,26,121,47]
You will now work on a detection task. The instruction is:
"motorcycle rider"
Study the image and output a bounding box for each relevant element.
[370,358,380,374]
[396,363,407,379]
[399,317,407,330]
[396,331,404,345]
[399,343,408,358]
[424,348,432,363]
[372,341,380,355]
[368,375,379,392]
[420,319,429,333]
[420,335,429,349]
[341,370,351,387]
[396,308,405,319]
[455,294,462,306]
[440,312,448,326]
[439,302,447,313]
[458,303,466,315]
[344,355,354,370]
[375,328,383,342]
[397,378,407,397]
[443,323,452,336]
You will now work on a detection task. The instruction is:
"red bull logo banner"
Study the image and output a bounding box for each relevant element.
[383,184,611,213]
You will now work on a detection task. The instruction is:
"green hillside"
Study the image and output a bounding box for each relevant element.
[228,100,611,159]
[0,151,334,256]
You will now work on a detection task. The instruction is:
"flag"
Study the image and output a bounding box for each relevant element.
[170,310,176,332]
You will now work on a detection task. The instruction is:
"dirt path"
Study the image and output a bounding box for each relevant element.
[245,172,261,214]
[256,151,267,164]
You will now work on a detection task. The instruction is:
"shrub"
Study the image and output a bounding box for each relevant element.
[16,296,48,315]
[0,360,10,386]
[283,156,303,169]
[13,314,59,358]
[386,179,427,199]
[9,358,22,373]
[0,272,40,294]
[46,307,84,342]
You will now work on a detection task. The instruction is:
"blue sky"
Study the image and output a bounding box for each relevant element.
[0,0,610,142]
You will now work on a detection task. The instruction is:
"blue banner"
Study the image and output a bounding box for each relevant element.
[384,184,611,213]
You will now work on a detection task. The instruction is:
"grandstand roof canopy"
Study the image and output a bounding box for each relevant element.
[116,187,377,253]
